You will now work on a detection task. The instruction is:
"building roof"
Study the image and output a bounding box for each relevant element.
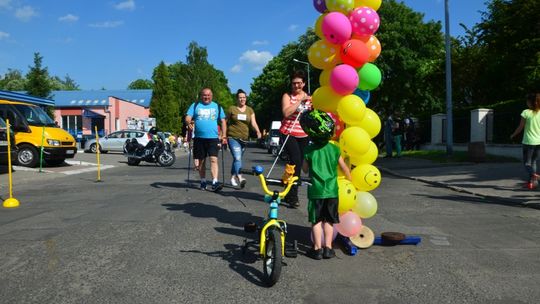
[52,90,153,108]
[0,90,55,106]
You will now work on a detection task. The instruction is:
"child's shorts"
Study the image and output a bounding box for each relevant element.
[308,198,339,224]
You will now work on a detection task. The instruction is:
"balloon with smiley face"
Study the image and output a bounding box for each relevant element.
[351,164,381,191]
[338,177,357,214]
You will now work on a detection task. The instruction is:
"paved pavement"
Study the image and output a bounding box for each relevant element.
[2,148,539,210]
[376,157,540,209]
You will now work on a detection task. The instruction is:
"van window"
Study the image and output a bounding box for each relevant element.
[13,104,55,127]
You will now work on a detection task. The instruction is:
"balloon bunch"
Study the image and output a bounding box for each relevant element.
[310,0,383,240]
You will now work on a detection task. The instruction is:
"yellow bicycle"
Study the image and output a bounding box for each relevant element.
[243,165,299,286]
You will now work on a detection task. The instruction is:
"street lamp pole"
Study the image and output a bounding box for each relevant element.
[293,58,311,94]
[444,0,453,156]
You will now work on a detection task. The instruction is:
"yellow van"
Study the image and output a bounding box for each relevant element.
[0,100,77,167]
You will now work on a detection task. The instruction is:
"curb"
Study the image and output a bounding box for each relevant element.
[379,167,540,210]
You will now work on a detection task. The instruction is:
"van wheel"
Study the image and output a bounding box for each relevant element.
[17,144,39,167]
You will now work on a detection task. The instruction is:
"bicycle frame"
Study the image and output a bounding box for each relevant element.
[259,219,286,257]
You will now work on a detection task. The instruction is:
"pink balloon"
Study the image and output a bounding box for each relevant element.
[349,7,380,37]
[329,64,359,95]
[322,12,352,45]
[335,211,362,237]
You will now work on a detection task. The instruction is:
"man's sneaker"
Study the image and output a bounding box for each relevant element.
[323,247,336,259]
[230,176,239,187]
[200,180,207,190]
[211,181,223,192]
[238,176,247,189]
[308,248,323,260]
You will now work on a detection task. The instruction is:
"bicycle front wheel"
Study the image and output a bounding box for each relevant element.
[263,227,282,286]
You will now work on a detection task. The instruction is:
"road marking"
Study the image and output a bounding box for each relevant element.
[429,235,450,246]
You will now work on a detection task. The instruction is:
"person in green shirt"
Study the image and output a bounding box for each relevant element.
[301,109,352,260]
[511,93,540,189]
[226,89,262,188]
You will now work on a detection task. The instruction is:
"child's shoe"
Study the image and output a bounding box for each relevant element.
[323,247,336,259]
[308,248,323,260]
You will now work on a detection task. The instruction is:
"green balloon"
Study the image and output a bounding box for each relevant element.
[357,63,382,91]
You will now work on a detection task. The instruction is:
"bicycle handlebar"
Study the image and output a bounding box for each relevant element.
[252,165,299,198]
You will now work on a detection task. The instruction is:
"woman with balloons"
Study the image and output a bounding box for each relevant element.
[300,109,352,260]
[307,0,384,249]
[279,70,313,208]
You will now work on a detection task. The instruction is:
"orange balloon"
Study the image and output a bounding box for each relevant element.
[356,35,382,62]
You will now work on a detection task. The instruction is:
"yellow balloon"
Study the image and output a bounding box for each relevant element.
[336,94,366,125]
[353,191,378,218]
[351,164,381,191]
[339,126,370,156]
[312,86,340,113]
[350,141,378,165]
[354,0,382,11]
[355,108,381,138]
[319,68,331,86]
[326,0,356,14]
[338,178,357,214]
[315,13,327,39]
[308,40,340,70]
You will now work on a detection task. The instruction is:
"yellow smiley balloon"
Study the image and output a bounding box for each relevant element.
[338,178,357,214]
[351,164,381,191]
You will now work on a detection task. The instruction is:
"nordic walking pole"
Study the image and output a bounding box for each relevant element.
[221,143,225,186]
[186,140,191,191]
[3,119,20,208]
[266,107,303,178]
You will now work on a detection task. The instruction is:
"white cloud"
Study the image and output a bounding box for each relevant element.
[59,14,79,22]
[252,40,269,46]
[89,20,124,28]
[15,5,38,22]
[239,50,273,69]
[0,31,9,39]
[231,64,242,73]
[288,24,299,32]
[0,0,11,9]
[115,0,136,11]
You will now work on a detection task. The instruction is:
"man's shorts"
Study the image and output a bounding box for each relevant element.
[193,138,219,160]
[308,197,339,224]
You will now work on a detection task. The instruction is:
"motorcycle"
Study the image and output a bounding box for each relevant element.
[123,135,176,167]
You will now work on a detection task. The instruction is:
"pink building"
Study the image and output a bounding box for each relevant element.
[52,90,153,138]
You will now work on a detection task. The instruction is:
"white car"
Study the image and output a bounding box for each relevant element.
[84,130,151,153]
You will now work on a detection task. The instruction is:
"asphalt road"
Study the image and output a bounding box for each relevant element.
[1,146,539,303]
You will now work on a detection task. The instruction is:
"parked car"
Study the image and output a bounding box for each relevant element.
[84,130,151,153]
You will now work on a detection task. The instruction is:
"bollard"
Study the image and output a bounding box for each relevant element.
[3,119,20,208]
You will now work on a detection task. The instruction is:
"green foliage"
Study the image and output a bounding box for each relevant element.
[374,0,446,116]
[0,69,27,91]
[169,41,233,126]
[128,79,153,90]
[25,52,52,99]
[49,75,80,91]
[151,62,181,135]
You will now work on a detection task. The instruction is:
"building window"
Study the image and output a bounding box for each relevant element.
[62,115,82,136]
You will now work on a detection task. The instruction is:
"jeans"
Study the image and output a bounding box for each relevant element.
[522,144,540,179]
[228,138,246,176]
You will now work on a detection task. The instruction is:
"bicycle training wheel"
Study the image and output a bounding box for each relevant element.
[263,227,282,286]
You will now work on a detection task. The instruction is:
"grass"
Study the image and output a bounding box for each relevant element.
[400,150,520,163]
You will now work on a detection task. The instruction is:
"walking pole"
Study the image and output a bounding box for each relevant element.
[221,143,225,186]
[266,109,303,178]
[3,119,20,208]
[186,140,191,191]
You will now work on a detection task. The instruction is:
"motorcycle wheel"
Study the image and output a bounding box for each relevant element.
[157,151,175,167]
[127,157,141,166]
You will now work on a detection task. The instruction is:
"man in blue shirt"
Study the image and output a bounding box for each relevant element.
[185,88,227,191]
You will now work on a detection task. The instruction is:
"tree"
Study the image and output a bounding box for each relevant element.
[128,79,153,90]
[25,52,54,118]
[0,69,26,91]
[150,61,181,134]
[25,52,52,98]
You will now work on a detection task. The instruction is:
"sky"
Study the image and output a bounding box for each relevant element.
[0,0,489,94]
